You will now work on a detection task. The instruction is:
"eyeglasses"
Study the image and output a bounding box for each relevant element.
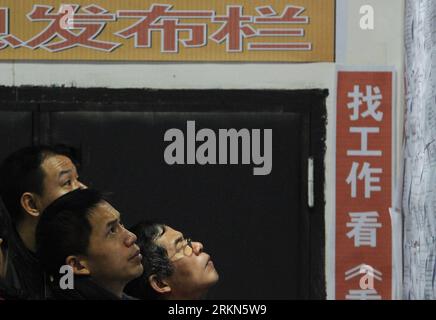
[168,238,193,261]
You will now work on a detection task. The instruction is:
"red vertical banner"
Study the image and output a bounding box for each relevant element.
[336,70,393,299]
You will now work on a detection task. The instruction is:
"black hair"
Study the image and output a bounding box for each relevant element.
[35,188,103,277]
[0,145,81,225]
[124,221,173,300]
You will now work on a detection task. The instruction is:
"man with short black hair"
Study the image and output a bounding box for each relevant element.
[124,221,219,300]
[0,145,86,299]
[36,188,143,300]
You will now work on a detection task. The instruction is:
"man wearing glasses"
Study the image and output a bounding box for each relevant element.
[124,221,219,300]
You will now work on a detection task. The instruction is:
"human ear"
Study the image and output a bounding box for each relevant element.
[149,274,171,294]
[65,255,91,276]
[20,192,41,217]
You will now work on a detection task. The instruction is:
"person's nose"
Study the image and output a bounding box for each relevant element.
[72,178,87,190]
[124,228,137,247]
[192,241,203,255]
[78,180,87,189]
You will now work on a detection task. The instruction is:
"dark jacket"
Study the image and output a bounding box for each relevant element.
[0,197,43,299]
[0,279,27,300]
[49,276,135,300]
[4,227,49,300]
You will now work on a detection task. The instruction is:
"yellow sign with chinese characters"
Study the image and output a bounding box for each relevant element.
[0,0,335,61]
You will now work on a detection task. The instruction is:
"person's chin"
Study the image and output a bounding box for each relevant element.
[134,264,144,276]
[211,271,219,284]
[205,268,219,284]
[126,264,144,280]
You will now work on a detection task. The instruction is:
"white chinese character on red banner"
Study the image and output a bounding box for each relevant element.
[346,162,382,198]
[347,85,383,121]
[24,5,119,52]
[116,4,213,53]
[0,8,23,49]
[346,212,382,247]
[347,127,382,157]
[248,6,311,51]
[210,6,256,52]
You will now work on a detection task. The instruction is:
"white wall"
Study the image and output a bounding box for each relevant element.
[0,0,405,300]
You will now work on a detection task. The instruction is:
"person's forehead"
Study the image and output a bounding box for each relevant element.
[88,201,120,226]
[41,154,76,175]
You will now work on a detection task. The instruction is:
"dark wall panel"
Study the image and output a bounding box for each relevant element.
[0,112,34,163]
[0,87,327,299]
[49,111,307,299]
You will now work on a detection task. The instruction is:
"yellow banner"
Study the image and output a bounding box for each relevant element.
[0,0,335,61]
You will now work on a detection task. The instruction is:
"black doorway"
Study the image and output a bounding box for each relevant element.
[0,87,327,299]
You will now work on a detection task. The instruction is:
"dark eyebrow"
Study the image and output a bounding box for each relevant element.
[173,235,184,248]
[159,225,166,237]
[58,169,72,179]
[106,218,119,231]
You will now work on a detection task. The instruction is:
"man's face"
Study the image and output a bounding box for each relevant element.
[156,225,219,299]
[37,154,86,213]
[84,201,143,286]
